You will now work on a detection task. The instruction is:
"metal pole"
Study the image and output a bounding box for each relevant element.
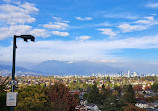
[10,35,16,111]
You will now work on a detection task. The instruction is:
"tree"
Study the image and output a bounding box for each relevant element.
[0,75,10,93]
[15,85,50,111]
[133,84,143,93]
[83,93,88,100]
[87,83,99,103]
[101,84,106,94]
[102,96,125,111]
[101,84,110,102]
[151,81,158,92]
[107,76,111,83]
[0,83,6,93]
[0,93,10,111]
[87,83,104,109]
[144,86,151,91]
[47,83,78,111]
[0,75,10,111]
[114,85,121,97]
[123,85,136,104]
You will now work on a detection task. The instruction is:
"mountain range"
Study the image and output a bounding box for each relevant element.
[31,60,120,75]
[0,64,29,72]
[0,60,158,76]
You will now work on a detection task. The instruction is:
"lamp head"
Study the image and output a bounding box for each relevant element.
[20,35,35,42]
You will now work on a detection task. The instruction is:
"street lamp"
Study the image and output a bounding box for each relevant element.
[10,35,35,111]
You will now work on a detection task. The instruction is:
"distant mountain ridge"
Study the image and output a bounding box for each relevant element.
[0,64,29,72]
[1,60,158,76]
[31,60,120,75]
[0,64,40,76]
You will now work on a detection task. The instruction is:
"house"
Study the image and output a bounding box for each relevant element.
[85,103,100,111]
[135,101,149,108]
[148,101,158,109]
[75,105,87,111]
[80,99,87,105]
[75,103,100,111]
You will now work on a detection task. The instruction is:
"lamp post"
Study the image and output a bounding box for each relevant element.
[10,35,35,111]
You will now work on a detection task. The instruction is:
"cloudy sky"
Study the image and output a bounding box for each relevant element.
[0,0,158,66]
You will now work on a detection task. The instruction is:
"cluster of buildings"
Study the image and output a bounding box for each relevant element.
[91,70,157,78]
[0,71,158,111]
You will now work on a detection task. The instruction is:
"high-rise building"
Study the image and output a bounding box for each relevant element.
[120,71,123,77]
[133,72,137,77]
[127,70,130,77]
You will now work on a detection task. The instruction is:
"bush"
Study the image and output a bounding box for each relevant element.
[15,85,50,111]
[0,93,9,111]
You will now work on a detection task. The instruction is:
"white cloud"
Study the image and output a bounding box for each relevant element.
[95,22,112,27]
[97,28,116,38]
[0,25,50,40]
[52,16,70,23]
[75,17,92,21]
[43,16,69,30]
[43,22,69,30]
[118,23,147,33]
[0,3,38,25]
[92,59,117,63]
[2,0,11,3]
[0,25,32,40]
[0,2,71,40]
[145,16,154,21]
[150,14,156,16]
[119,16,158,33]
[30,29,50,37]
[78,36,91,41]
[0,2,72,40]
[0,4,22,13]
[103,12,139,20]
[52,31,69,36]
[135,20,151,25]
[1,35,158,63]
[135,16,157,25]
[146,3,158,8]
[52,17,61,22]
[0,2,38,14]
[19,2,39,14]
[0,12,36,25]
[0,2,52,39]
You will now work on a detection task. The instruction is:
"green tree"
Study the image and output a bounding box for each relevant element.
[101,84,107,100]
[107,76,111,83]
[102,96,125,111]
[151,81,158,93]
[0,84,6,93]
[15,85,50,111]
[87,83,104,109]
[114,85,121,97]
[0,92,9,111]
[123,85,136,104]
[101,84,107,94]
[87,83,99,103]
[83,93,88,100]
[0,76,10,111]
[0,75,10,93]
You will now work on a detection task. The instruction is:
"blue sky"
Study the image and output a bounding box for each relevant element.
[1,0,158,65]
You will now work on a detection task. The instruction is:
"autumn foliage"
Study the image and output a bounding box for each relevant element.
[47,83,79,111]
[144,86,151,91]
[133,84,143,92]
[123,103,146,111]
